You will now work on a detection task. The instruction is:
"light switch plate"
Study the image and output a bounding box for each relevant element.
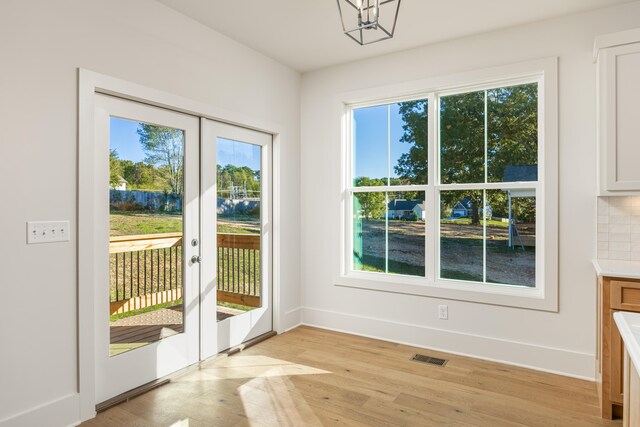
[27,221,70,244]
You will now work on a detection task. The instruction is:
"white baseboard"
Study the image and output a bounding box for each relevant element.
[0,393,80,427]
[301,306,595,381]
[279,307,302,333]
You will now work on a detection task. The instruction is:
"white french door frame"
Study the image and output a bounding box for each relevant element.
[93,94,201,403]
[78,69,283,421]
[201,120,273,360]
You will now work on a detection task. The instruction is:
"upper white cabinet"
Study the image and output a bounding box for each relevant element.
[595,29,640,195]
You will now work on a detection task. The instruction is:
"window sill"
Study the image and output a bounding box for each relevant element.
[336,271,557,312]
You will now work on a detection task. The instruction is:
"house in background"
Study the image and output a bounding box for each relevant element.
[112,176,127,191]
[451,197,493,220]
[387,199,425,220]
[451,197,473,218]
[503,164,538,199]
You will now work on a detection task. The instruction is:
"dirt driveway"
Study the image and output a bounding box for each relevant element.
[359,220,535,287]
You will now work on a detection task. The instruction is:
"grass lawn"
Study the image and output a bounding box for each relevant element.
[440,217,509,227]
[356,254,425,276]
[110,212,259,236]
[110,212,181,236]
[110,299,182,322]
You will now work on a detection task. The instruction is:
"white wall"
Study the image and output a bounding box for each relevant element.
[0,1,300,425]
[300,2,640,379]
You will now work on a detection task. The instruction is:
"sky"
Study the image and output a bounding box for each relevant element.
[110,117,146,162]
[110,117,261,170]
[353,102,420,181]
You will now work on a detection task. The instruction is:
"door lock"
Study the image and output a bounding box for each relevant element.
[191,255,201,264]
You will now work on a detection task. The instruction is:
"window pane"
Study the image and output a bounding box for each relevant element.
[486,190,536,287]
[439,190,483,282]
[353,192,386,272]
[354,105,388,186]
[487,83,538,183]
[391,100,428,185]
[440,91,485,184]
[387,191,425,276]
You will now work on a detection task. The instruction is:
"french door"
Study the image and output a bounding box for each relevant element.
[201,120,273,359]
[94,94,201,403]
[93,95,272,404]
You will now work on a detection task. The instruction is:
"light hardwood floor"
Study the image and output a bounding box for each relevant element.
[83,326,620,426]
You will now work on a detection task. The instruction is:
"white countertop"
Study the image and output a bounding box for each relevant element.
[593,259,640,280]
[614,312,640,373]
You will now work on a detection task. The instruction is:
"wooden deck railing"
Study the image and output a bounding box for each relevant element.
[109,232,261,315]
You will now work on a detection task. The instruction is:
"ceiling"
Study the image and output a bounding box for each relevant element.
[155,0,634,72]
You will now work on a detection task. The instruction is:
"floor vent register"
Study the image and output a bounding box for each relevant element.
[410,353,448,367]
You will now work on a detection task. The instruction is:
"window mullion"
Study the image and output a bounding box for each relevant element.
[483,90,488,284]
[385,192,389,274]
[386,104,390,274]
[387,104,391,185]
[427,94,437,283]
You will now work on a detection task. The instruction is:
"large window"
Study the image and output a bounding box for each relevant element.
[342,61,557,310]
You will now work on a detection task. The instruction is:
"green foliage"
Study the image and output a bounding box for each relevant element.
[394,100,428,184]
[110,213,182,236]
[440,91,486,184]
[110,299,182,322]
[109,149,124,188]
[354,177,386,219]
[487,84,538,182]
[394,83,538,224]
[217,164,260,197]
[118,159,166,191]
[137,123,184,195]
[355,253,425,276]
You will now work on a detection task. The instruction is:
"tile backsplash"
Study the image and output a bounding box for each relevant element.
[597,196,640,260]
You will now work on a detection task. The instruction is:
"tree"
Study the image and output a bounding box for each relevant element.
[109,149,123,188]
[395,83,537,224]
[138,124,184,195]
[216,164,261,198]
[354,177,386,219]
[121,160,163,191]
[394,100,428,185]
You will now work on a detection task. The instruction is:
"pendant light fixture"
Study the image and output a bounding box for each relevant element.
[336,0,401,45]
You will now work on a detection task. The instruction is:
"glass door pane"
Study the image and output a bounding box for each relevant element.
[216,138,262,320]
[200,120,272,359]
[108,118,186,356]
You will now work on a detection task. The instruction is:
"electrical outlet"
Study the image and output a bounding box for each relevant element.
[27,221,70,244]
[438,305,448,320]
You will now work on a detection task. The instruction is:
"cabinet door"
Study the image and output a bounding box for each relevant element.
[611,279,640,311]
[600,43,640,191]
[611,310,625,404]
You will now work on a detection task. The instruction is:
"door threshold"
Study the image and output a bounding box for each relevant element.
[96,330,277,413]
[225,330,277,356]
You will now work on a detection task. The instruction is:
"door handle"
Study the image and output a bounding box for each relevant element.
[191,255,201,264]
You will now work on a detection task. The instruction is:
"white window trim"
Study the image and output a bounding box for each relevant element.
[337,57,558,312]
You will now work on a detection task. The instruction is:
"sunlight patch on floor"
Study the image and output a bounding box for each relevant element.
[239,373,323,427]
[199,355,330,380]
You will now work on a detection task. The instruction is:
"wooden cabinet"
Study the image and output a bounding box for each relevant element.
[594,28,640,195]
[597,275,640,418]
